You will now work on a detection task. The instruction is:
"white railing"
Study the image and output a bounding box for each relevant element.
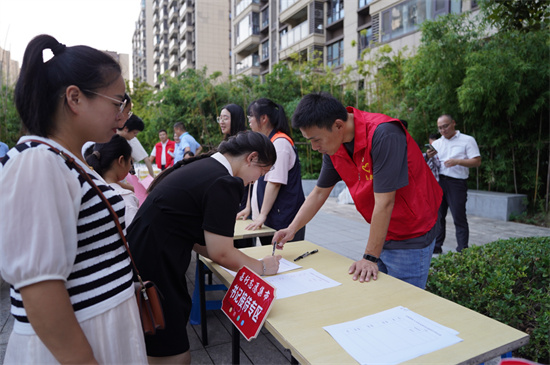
[280,21,308,50]
[280,0,298,13]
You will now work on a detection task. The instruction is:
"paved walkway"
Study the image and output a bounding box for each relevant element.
[2,197,549,364]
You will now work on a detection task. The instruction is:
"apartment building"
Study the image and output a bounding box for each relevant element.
[133,0,479,88]
[132,0,231,89]
[231,0,479,81]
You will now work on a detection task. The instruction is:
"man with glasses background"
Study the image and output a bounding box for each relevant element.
[431,114,481,254]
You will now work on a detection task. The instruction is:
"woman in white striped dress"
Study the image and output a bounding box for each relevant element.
[0,34,147,364]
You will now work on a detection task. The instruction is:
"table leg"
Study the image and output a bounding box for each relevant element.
[198,258,208,346]
[232,325,240,364]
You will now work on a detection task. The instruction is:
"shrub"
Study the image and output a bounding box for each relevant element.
[426,237,550,363]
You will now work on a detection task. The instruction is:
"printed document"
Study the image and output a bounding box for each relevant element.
[222,258,301,277]
[323,306,463,365]
[263,268,341,299]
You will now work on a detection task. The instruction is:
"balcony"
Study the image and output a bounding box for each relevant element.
[169,38,179,54]
[180,58,188,71]
[169,22,178,38]
[280,0,299,13]
[180,39,188,52]
[279,0,308,24]
[327,8,344,25]
[179,1,188,20]
[280,21,308,50]
[236,53,260,74]
[234,34,261,55]
[169,5,178,23]
[169,54,179,71]
[236,0,259,17]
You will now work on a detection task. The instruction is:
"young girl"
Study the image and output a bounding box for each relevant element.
[242,98,306,244]
[218,103,247,140]
[127,131,282,364]
[86,134,140,226]
[217,103,255,247]
[0,35,147,364]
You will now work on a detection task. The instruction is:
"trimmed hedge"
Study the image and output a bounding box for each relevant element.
[426,237,549,363]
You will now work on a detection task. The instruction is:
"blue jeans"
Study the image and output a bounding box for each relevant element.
[377,238,435,289]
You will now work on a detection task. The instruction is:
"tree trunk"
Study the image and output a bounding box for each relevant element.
[534,112,542,205]
[507,116,518,194]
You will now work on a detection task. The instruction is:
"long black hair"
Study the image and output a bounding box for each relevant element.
[147,131,276,193]
[221,103,246,139]
[85,135,132,177]
[15,34,122,137]
[247,98,291,136]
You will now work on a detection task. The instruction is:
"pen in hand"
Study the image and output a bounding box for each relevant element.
[272,241,277,256]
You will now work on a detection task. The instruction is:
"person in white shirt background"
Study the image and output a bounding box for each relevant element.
[117,113,155,178]
[431,114,481,254]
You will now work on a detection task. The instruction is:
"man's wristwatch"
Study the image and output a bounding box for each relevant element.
[363,254,379,263]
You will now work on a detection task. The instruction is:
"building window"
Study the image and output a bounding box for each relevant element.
[358,0,373,9]
[326,40,343,68]
[235,12,260,45]
[261,6,269,29]
[261,40,269,61]
[381,0,433,43]
[328,0,344,25]
[358,27,372,58]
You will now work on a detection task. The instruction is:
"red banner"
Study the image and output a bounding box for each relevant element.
[221,265,276,341]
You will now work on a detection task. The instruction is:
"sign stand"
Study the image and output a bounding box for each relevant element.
[222,265,277,342]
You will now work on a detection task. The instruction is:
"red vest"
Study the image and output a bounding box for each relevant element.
[154,140,175,168]
[330,107,442,241]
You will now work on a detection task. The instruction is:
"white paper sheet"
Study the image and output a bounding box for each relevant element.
[221,258,302,277]
[323,306,463,365]
[263,268,341,299]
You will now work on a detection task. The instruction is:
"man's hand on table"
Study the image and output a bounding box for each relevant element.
[349,259,379,283]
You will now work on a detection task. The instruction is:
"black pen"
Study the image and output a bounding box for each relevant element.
[294,249,318,262]
[272,241,277,256]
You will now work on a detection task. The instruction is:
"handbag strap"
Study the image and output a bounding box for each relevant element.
[26,139,145,286]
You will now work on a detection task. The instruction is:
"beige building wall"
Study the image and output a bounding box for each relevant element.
[0,47,19,87]
[195,0,231,80]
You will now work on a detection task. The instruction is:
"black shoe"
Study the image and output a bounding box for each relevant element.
[433,246,442,254]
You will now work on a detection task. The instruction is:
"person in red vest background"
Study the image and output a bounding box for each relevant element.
[149,129,175,170]
[273,92,442,289]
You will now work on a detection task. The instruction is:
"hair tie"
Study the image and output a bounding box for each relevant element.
[92,150,101,159]
[52,42,66,56]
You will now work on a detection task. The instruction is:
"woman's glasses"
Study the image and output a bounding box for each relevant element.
[217,115,230,124]
[84,90,127,118]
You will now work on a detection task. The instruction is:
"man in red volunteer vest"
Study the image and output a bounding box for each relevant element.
[273,92,442,289]
[149,129,175,170]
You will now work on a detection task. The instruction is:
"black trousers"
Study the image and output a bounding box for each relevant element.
[436,175,469,252]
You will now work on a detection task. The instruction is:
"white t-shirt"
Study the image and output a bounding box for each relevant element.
[432,130,480,180]
[150,141,169,165]
[128,137,148,163]
[109,182,140,227]
[251,137,296,218]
